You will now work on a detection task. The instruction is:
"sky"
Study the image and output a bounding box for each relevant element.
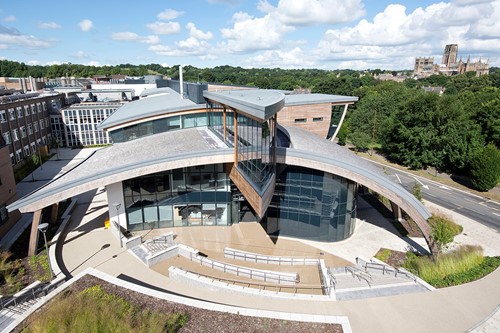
[0,0,499,70]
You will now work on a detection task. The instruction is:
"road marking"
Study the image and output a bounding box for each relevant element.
[493,213,500,217]
[439,185,449,190]
[395,174,402,184]
[413,177,429,190]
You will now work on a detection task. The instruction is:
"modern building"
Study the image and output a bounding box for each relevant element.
[0,91,66,166]
[414,44,489,78]
[8,85,434,255]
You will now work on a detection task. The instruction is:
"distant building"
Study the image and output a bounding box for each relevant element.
[60,102,123,147]
[0,91,66,166]
[0,135,21,241]
[414,44,489,78]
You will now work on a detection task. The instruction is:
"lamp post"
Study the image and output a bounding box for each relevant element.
[36,143,43,170]
[55,138,61,161]
[113,203,123,248]
[37,223,53,280]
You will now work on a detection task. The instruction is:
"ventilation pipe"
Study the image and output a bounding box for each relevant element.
[179,65,184,99]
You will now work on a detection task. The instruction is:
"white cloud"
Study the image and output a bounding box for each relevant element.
[146,21,181,35]
[0,24,51,48]
[259,0,365,25]
[221,11,294,53]
[112,31,160,44]
[39,21,61,29]
[245,47,315,68]
[157,8,184,20]
[78,19,93,32]
[187,23,213,40]
[313,1,500,69]
[149,37,213,57]
[74,50,89,59]
[0,44,7,50]
[3,15,15,22]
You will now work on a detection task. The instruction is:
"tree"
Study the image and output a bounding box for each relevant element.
[469,144,500,191]
[349,131,371,152]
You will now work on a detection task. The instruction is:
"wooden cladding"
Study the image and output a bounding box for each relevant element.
[229,166,275,219]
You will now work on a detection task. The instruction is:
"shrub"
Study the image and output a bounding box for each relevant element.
[412,182,423,201]
[404,245,484,285]
[428,214,462,252]
[433,256,500,287]
[470,143,500,191]
[349,131,371,152]
[23,285,188,333]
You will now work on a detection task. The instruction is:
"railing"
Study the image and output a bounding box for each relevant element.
[224,248,320,266]
[190,252,299,285]
[173,267,323,295]
[365,261,397,276]
[345,266,372,287]
[0,275,67,314]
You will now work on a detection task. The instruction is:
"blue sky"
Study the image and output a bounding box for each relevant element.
[0,0,498,70]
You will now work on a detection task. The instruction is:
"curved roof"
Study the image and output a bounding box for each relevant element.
[8,128,233,213]
[204,90,284,121]
[98,87,204,131]
[278,125,432,240]
[10,124,430,240]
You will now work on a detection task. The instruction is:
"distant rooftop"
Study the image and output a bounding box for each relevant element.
[284,93,358,106]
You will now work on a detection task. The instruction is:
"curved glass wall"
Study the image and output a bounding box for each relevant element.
[122,164,231,231]
[267,165,357,242]
[110,112,207,143]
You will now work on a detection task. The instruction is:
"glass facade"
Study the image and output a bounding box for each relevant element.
[110,112,207,143]
[267,165,357,242]
[207,105,275,192]
[236,114,275,191]
[122,164,231,231]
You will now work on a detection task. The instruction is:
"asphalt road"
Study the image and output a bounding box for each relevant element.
[365,159,500,232]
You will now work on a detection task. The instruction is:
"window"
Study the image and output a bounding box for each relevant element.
[24,145,30,157]
[15,149,22,162]
[294,118,307,123]
[313,117,323,122]
[37,103,42,113]
[13,129,19,141]
[34,122,39,132]
[30,104,36,115]
[24,106,29,117]
[8,109,15,120]
[20,126,27,138]
[0,110,5,123]
[3,132,11,144]
[0,204,8,225]
[28,124,33,135]
[40,120,44,129]
[9,153,14,165]
[17,107,23,118]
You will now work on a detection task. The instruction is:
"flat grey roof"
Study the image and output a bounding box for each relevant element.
[284,94,358,106]
[204,89,284,121]
[98,87,204,130]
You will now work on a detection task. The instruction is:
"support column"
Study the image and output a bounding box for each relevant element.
[330,103,350,141]
[28,209,43,256]
[50,202,59,223]
[390,201,402,222]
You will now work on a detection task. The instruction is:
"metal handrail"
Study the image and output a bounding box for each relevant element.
[345,266,372,287]
[180,268,325,295]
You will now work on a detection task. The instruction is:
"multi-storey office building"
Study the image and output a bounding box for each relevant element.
[0,91,66,165]
[9,87,433,253]
[60,102,123,147]
[0,136,20,240]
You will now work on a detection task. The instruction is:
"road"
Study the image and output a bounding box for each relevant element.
[365,159,500,232]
